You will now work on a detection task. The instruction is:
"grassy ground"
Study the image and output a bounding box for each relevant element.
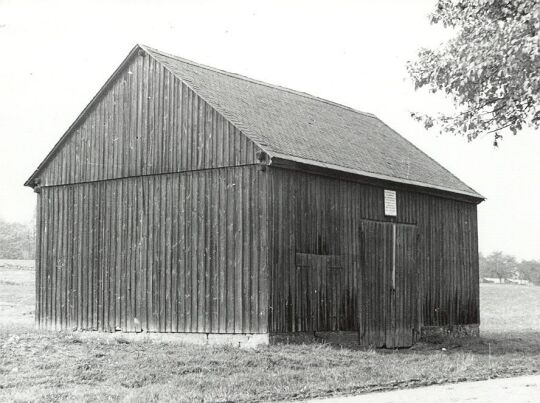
[1,265,539,402]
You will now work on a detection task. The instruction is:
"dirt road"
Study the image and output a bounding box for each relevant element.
[309,375,540,402]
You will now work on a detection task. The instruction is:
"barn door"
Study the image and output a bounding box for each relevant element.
[359,221,418,348]
[393,224,419,347]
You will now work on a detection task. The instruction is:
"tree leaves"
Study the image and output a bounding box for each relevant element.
[408,0,540,144]
[480,252,540,285]
[479,251,517,281]
[0,218,35,259]
[519,260,540,285]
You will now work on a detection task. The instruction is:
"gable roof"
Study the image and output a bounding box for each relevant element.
[26,44,483,200]
[143,45,483,200]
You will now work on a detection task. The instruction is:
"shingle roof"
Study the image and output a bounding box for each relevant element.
[142,45,483,200]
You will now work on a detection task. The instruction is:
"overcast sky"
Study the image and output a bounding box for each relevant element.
[0,0,539,260]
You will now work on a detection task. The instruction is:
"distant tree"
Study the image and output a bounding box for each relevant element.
[518,260,540,285]
[479,252,489,278]
[0,218,35,259]
[484,251,517,282]
[407,0,540,144]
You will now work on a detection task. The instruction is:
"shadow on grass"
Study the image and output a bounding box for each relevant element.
[294,330,540,357]
[428,331,540,356]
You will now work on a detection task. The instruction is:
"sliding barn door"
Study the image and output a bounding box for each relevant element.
[358,221,393,347]
[359,221,419,348]
[393,224,419,347]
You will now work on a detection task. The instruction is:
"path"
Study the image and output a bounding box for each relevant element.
[308,375,540,403]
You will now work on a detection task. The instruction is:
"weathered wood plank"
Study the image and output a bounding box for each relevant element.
[35,158,478,342]
[38,55,261,188]
[268,167,479,344]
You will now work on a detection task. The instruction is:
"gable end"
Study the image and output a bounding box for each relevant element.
[25,45,263,187]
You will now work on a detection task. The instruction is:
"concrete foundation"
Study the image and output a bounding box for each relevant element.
[66,326,479,348]
[70,331,270,348]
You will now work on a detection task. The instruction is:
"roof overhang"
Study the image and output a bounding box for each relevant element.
[268,153,485,204]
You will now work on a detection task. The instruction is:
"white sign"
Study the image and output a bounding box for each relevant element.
[384,190,397,216]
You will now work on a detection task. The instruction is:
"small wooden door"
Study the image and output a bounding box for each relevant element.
[294,253,343,332]
[359,221,419,348]
[327,265,344,331]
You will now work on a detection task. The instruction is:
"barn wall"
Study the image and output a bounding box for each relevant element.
[38,53,260,187]
[35,165,269,333]
[267,167,479,333]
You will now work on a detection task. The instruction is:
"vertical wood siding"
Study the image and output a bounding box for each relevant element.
[358,221,419,347]
[38,54,259,187]
[35,166,269,333]
[268,167,479,334]
[293,253,343,332]
[358,221,393,346]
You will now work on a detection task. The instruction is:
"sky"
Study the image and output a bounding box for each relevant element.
[0,0,539,260]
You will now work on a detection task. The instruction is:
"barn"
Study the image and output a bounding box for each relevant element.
[25,44,484,347]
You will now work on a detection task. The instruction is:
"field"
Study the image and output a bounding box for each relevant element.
[1,262,539,402]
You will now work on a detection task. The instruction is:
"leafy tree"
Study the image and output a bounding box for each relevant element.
[518,259,540,285]
[408,0,540,144]
[479,252,489,277]
[483,251,517,282]
[0,218,35,259]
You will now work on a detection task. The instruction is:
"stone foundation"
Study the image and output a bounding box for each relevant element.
[270,331,358,346]
[421,324,480,341]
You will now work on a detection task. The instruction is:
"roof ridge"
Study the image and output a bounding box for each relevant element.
[139,44,377,120]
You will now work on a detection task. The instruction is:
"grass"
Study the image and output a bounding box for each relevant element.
[480,284,540,332]
[0,267,34,327]
[1,265,539,402]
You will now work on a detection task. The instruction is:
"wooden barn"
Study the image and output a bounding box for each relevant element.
[25,45,484,347]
